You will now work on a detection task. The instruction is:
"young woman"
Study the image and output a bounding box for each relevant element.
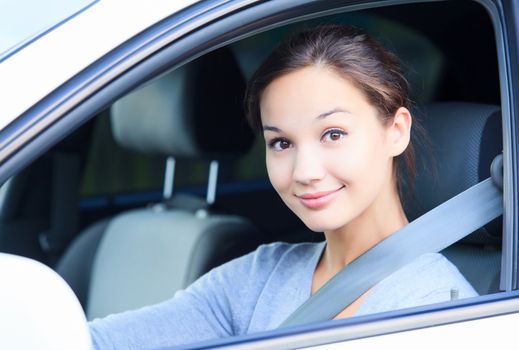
[89,24,477,349]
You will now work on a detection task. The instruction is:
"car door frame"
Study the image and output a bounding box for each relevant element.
[0,0,517,348]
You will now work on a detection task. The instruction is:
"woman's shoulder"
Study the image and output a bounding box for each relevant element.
[400,253,475,291]
[356,253,478,316]
[390,253,479,298]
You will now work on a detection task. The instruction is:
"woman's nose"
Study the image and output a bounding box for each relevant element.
[292,147,325,185]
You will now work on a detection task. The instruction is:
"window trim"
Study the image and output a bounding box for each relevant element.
[501,0,519,293]
[476,0,518,292]
[188,291,519,349]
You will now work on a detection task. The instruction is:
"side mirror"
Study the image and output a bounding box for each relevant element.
[0,253,92,350]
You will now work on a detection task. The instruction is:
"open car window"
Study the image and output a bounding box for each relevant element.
[0,0,516,349]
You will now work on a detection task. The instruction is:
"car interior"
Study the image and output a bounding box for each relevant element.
[0,0,506,336]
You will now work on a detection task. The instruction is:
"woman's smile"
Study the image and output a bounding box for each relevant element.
[297,186,345,209]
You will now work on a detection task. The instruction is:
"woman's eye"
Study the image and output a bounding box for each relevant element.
[322,129,346,143]
[269,138,292,151]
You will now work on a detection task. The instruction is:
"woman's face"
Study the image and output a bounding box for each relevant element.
[260,66,409,232]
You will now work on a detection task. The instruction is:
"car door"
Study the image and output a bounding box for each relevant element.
[0,0,517,349]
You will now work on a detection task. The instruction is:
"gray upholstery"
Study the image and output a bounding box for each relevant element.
[56,220,109,308]
[408,102,503,294]
[408,102,502,242]
[88,209,261,319]
[111,66,198,156]
[111,48,254,159]
[420,103,501,201]
[442,244,501,295]
[57,47,264,319]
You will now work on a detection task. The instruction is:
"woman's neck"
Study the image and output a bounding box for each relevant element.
[320,185,409,278]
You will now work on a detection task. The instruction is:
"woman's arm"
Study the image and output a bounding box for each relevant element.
[88,269,234,350]
[88,242,290,349]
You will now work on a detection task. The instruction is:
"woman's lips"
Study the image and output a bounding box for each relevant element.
[297,186,345,209]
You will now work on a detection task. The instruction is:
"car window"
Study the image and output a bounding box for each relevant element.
[79,0,500,304]
[0,0,511,348]
[79,10,445,210]
[108,0,503,325]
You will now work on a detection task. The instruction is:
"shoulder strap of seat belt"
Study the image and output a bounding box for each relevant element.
[279,155,504,328]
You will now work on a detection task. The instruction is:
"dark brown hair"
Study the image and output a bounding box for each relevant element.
[244,24,430,204]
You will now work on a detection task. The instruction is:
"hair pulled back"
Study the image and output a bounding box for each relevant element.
[244,24,429,203]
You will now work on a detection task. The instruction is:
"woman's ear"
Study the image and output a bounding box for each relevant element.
[387,107,412,157]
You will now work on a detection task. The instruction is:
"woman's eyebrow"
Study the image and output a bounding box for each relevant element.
[262,108,350,132]
[262,125,282,133]
[316,107,351,120]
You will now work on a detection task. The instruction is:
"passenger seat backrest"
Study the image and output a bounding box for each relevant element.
[408,102,502,294]
[88,210,260,319]
[57,48,263,320]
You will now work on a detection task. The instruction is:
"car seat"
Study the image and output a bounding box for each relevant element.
[56,47,265,320]
[406,102,503,295]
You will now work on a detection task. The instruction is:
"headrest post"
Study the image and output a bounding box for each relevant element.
[206,160,219,205]
[163,156,176,200]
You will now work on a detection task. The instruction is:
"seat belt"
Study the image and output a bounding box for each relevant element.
[279,154,504,328]
[39,152,81,262]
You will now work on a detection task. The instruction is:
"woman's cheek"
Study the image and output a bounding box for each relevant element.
[326,145,365,181]
[348,134,382,174]
[266,154,291,193]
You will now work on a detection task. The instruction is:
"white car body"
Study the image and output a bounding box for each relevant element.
[0,253,92,350]
[0,0,517,349]
[0,0,198,128]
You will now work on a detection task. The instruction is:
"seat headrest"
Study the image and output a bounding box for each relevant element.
[111,48,254,160]
[407,102,502,244]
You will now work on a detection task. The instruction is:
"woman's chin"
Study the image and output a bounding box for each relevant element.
[301,218,344,233]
